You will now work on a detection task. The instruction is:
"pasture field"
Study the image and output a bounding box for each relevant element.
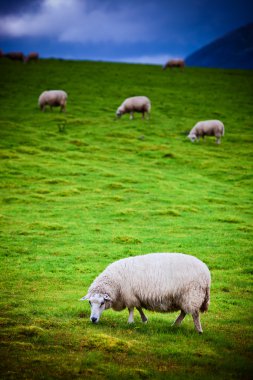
[0,58,252,379]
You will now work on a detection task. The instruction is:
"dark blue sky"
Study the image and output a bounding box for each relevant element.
[0,0,252,64]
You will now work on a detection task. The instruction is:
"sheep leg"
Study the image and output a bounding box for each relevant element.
[216,136,221,144]
[142,112,148,120]
[129,112,134,120]
[137,307,148,323]
[173,310,186,326]
[128,307,134,323]
[192,311,203,334]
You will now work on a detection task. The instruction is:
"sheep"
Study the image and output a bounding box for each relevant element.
[25,52,39,63]
[80,252,211,333]
[187,120,225,144]
[163,59,185,70]
[38,90,67,112]
[116,96,151,120]
[4,52,25,62]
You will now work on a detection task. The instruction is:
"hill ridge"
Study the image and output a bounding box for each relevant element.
[185,23,253,69]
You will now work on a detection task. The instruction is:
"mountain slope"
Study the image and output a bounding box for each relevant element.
[186,23,253,69]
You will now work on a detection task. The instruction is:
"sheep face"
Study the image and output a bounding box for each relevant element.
[116,107,123,118]
[80,293,112,323]
[188,133,197,142]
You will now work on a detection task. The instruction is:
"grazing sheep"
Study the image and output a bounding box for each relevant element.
[4,52,25,62]
[188,120,225,144]
[80,253,211,333]
[116,96,151,120]
[163,59,185,70]
[38,90,67,112]
[25,52,39,63]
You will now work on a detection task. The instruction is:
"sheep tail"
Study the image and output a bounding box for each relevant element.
[200,286,210,313]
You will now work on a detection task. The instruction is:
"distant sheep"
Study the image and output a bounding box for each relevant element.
[80,253,211,333]
[38,90,67,112]
[188,120,225,144]
[25,52,39,63]
[163,59,185,70]
[116,96,151,120]
[4,52,25,62]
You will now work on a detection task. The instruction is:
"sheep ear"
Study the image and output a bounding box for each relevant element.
[104,294,112,301]
[80,295,89,301]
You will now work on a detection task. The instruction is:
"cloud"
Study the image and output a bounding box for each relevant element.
[0,0,152,43]
[114,55,182,65]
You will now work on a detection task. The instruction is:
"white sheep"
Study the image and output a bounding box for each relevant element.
[188,120,225,144]
[163,59,185,70]
[38,90,68,112]
[80,253,211,333]
[116,96,151,120]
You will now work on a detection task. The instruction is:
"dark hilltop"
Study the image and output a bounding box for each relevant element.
[186,23,253,69]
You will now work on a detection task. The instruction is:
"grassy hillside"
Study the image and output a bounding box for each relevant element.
[0,58,252,379]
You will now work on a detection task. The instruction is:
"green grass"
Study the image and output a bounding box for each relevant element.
[0,58,252,379]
